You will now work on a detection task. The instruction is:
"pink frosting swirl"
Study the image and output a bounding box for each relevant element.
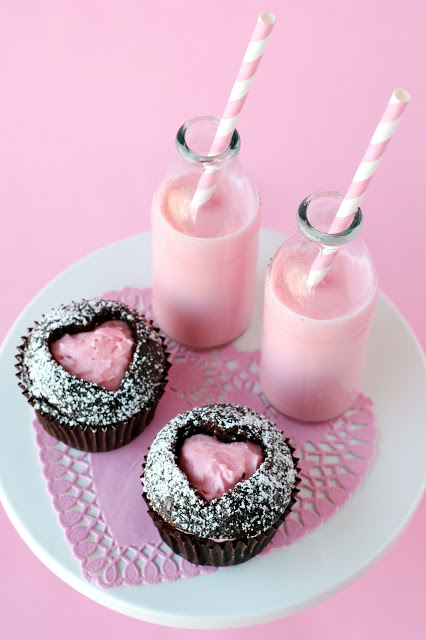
[179,434,264,502]
[50,320,134,391]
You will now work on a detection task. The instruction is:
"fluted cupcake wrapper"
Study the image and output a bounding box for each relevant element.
[142,443,301,567]
[35,405,159,453]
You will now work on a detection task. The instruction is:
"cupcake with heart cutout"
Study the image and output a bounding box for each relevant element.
[16,298,170,452]
[142,404,300,566]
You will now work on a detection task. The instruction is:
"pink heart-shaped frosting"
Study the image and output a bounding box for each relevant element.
[178,433,263,502]
[50,320,134,391]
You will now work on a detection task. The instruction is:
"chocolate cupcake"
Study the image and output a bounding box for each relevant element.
[142,404,300,566]
[16,299,170,452]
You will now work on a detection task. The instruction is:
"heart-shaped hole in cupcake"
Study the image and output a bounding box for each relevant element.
[50,320,135,391]
[178,433,264,502]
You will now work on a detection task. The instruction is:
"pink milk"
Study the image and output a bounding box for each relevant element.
[152,173,259,348]
[260,192,378,422]
[151,117,260,349]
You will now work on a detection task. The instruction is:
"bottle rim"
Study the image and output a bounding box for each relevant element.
[176,115,240,168]
[297,191,363,247]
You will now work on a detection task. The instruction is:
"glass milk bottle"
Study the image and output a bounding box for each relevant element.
[260,191,378,422]
[151,116,260,348]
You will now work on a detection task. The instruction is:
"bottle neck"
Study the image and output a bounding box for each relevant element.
[297,191,363,247]
[158,115,256,239]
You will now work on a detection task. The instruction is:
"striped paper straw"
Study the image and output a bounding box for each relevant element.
[190,11,276,212]
[307,88,410,288]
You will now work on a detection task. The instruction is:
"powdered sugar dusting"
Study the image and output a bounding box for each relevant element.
[19,299,167,429]
[142,404,297,539]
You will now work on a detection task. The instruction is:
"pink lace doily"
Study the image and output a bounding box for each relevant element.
[34,287,377,588]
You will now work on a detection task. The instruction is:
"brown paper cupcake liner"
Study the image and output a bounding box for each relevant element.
[34,404,159,453]
[142,443,301,566]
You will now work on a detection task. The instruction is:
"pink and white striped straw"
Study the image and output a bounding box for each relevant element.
[307,88,410,288]
[190,11,276,212]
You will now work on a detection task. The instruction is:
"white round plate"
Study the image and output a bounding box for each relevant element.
[0,230,425,629]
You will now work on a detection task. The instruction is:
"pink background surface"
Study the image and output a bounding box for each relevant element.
[0,1,424,637]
